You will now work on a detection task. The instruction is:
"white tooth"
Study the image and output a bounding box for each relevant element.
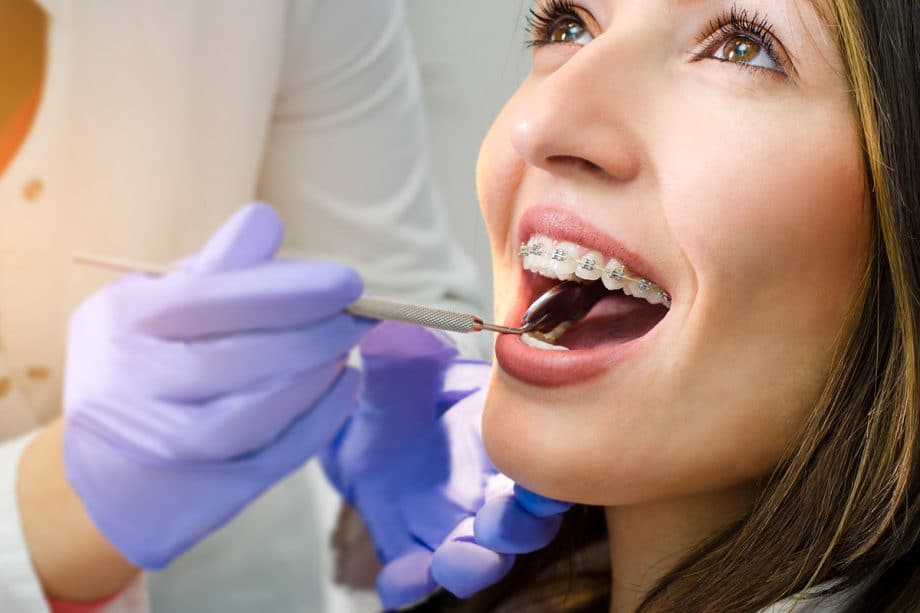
[602,258,626,291]
[575,251,604,281]
[523,252,536,271]
[521,333,569,351]
[521,247,530,268]
[629,278,653,299]
[645,290,663,305]
[539,321,571,344]
[549,241,579,280]
[528,236,552,272]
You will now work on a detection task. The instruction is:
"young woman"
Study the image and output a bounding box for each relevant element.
[412,0,919,610]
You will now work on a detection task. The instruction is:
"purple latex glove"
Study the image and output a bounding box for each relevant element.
[429,484,573,599]
[320,322,572,609]
[63,203,374,569]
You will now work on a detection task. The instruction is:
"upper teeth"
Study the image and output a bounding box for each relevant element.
[520,235,670,308]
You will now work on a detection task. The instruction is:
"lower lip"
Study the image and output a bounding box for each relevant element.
[494,332,646,387]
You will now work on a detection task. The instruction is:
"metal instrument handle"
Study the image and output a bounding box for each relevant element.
[346,297,484,334]
[72,252,534,335]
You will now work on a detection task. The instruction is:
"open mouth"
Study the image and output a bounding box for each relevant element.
[516,234,670,351]
[494,206,673,387]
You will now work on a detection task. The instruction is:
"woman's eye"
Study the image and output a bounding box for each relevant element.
[710,35,780,71]
[525,2,594,48]
[548,20,593,46]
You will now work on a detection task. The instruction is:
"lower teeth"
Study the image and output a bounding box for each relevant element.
[521,332,569,351]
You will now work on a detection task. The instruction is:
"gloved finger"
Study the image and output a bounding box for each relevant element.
[258,367,362,476]
[92,362,344,461]
[112,258,364,339]
[124,314,374,400]
[185,202,284,274]
[473,492,564,554]
[328,386,491,525]
[377,547,438,611]
[318,419,349,497]
[357,322,458,432]
[65,363,353,572]
[394,391,494,549]
[513,484,574,517]
[431,518,516,599]
[438,359,492,410]
[400,486,476,551]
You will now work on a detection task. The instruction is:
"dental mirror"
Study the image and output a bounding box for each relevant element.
[519,279,608,334]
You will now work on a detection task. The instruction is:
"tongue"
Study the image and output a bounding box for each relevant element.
[556,292,667,350]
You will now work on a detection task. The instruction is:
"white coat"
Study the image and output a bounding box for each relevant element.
[0,1,484,611]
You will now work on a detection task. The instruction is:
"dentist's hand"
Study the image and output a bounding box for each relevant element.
[62,203,374,569]
[320,322,572,609]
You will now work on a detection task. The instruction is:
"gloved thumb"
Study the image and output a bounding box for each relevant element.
[186,202,284,274]
[357,322,458,431]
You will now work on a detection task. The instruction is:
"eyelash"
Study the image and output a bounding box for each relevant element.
[524,1,787,76]
[524,0,581,48]
[696,5,786,75]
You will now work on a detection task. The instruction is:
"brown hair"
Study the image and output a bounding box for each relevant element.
[415,1,920,611]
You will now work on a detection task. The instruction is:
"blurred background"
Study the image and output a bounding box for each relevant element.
[406,0,532,318]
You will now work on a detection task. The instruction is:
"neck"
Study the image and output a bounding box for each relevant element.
[604,482,757,613]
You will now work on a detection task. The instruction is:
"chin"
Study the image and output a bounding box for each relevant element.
[481,375,639,505]
[481,372,781,507]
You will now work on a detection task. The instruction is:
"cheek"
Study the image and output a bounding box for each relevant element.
[476,104,526,258]
[649,102,869,487]
[658,93,870,385]
[476,93,531,321]
[663,102,868,311]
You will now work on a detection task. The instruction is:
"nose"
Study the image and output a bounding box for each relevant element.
[510,43,643,184]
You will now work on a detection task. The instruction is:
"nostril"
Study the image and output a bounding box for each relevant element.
[545,155,610,180]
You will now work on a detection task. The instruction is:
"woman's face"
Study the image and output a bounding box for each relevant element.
[479,0,868,505]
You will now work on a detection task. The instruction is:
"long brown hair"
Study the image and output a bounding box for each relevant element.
[415,1,920,611]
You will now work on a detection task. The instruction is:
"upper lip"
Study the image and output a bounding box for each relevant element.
[515,205,669,294]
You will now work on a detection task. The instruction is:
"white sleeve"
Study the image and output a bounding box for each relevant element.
[0,431,47,613]
[95,577,149,613]
[257,0,488,360]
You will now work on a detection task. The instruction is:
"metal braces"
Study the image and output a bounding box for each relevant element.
[519,240,671,305]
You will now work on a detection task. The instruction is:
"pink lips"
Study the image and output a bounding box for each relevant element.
[495,332,650,387]
[494,206,668,388]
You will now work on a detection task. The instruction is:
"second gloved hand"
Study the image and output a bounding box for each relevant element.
[63,203,374,569]
[321,322,572,609]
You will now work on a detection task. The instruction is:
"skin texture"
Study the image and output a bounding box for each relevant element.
[18,419,139,601]
[478,1,867,610]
